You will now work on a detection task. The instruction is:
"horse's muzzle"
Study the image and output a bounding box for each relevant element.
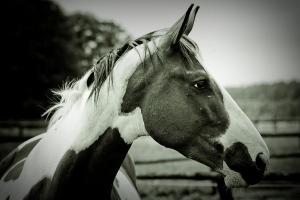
[224,142,268,185]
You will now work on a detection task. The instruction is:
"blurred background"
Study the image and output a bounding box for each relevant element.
[1,0,300,199]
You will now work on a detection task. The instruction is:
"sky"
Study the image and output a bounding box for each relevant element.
[53,0,300,86]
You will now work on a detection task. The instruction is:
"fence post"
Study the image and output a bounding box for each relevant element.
[18,123,24,138]
[216,178,234,200]
[273,118,277,133]
[298,119,300,149]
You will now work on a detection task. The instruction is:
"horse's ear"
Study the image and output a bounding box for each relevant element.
[184,5,199,36]
[162,4,199,48]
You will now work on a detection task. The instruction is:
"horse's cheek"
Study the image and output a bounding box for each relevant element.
[141,87,195,148]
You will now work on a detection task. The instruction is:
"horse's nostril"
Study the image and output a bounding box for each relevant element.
[255,153,268,171]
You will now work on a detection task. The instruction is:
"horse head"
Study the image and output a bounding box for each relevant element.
[118,4,270,188]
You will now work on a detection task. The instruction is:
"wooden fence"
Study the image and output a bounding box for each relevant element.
[1,118,299,141]
[1,118,300,200]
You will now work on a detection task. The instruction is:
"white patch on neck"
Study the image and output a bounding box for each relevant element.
[70,39,158,151]
[0,38,160,200]
[113,107,148,144]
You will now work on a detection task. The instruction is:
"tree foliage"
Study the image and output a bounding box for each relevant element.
[67,13,131,74]
[227,81,300,118]
[2,0,130,120]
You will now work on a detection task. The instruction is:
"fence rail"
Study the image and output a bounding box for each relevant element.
[1,118,300,200]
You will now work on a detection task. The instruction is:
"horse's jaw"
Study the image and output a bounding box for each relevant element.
[216,168,248,188]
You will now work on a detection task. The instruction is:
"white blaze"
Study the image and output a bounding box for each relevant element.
[195,51,270,187]
[219,88,270,187]
[219,88,270,159]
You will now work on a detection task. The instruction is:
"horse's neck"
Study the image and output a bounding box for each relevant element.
[16,102,133,199]
[32,41,154,197]
[49,127,131,199]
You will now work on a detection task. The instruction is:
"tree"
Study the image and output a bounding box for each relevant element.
[1,0,131,120]
[66,13,131,74]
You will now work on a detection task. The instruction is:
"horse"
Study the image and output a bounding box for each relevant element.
[0,4,269,200]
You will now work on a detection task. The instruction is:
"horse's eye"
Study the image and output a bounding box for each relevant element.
[193,79,208,90]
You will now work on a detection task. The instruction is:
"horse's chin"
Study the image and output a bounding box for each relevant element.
[224,172,248,188]
[216,169,248,188]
